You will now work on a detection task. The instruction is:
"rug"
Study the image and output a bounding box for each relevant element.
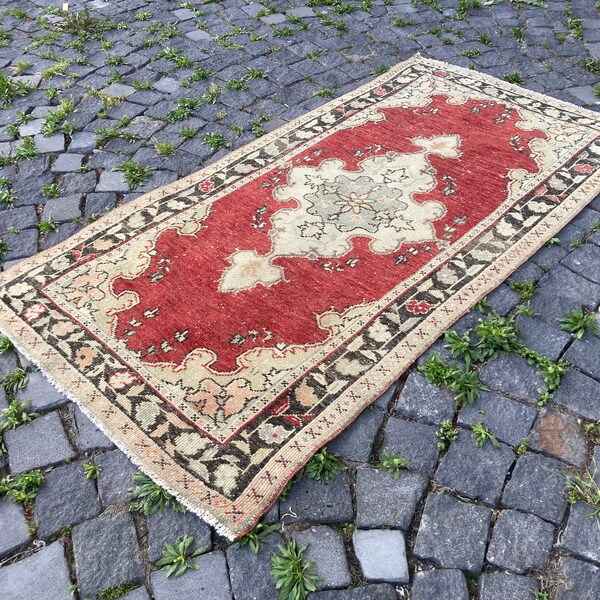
[1,56,599,539]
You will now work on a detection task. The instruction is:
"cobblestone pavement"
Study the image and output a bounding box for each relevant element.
[0,0,599,599]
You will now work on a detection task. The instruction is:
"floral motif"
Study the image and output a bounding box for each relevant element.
[108,371,138,390]
[22,303,47,324]
[406,299,435,314]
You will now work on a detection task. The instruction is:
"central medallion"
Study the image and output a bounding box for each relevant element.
[218,134,458,294]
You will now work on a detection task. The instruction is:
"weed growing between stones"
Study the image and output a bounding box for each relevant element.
[378,449,410,478]
[82,462,102,480]
[559,305,600,339]
[156,535,206,578]
[0,470,45,503]
[271,540,320,600]
[114,161,153,190]
[304,447,342,481]
[236,521,280,554]
[0,335,13,353]
[584,422,600,444]
[471,422,501,449]
[1,367,28,394]
[435,419,460,451]
[128,472,185,515]
[36,219,59,234]
[0,399,38,432]
[97,582,139,599]
[565,469,600,522]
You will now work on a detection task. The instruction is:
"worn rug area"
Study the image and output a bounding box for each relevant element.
[1,56,599,538]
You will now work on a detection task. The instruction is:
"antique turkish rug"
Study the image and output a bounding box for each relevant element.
[1,56,599,538]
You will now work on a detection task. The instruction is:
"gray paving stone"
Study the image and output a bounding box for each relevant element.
[458,390,536,446]
[382,417,439,477]
[51,153,84,173]
[70,404,114,452]
[555,556,600,600]
[394,371,455,425]
[151,550,232,600]
[531,265,600,323]
[552,368,600,421]
[33,134,65,153]
[563,335,600,380]
[15,368,70,411]
[34,459,102,539]
[41,194,82,223]
[72,511,144,598]
[0,228,38,261]
[528,408,588,467]
[310,585,397,600]
[96,448,138,507]
[0,206,37,232]
[186,29,212,42]
[283,472,353,524]
[0,541,72,600]
[85,192,117,217]
[96,170,130,192]
[0,497,30,557]
[68,131,97,153]
[4,411,76,473]
[327,406,384,462]
[291,526,352,590]
[148,508,212,563]
[413,493,491,574]
[355,466,428,530]
[120,588,151,600]
[486,510,554,574]
[558,501,600,564]
[411,569,468,600]
[478,573,540,600]
[562,242,600,284]
[353,529,409,584]
[503,452,567,526]
[102,83,136,97]
[227,532,283,600]
[57,170,97,194]
[434,430,514,506]
[486,284,521,315]
[516,314,571,361]
[479,352,545,400]
[372,380,398,410]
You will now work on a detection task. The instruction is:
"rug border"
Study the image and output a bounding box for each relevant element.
[1,54,599,539]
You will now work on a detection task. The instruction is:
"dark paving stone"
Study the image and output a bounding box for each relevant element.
[458,390,537,446]
[0,541,72,600]
[394,371,455,425]
[558,501,600,564]
[530,266,600,323]
[96,448,138,507]
[552,368,600,421]
[72,511,144,598]
[562,242,600,284]
[434,430,514,506]
[486,510,554,574]
[310,585,397,600]
[151,550,232,600]
[0,206,37,231]
[4,411,76,474]
[41,195,82,223]
[528,408,588,467]
[486,284,521,316]
[478,573,540,600]
[413,493,491,574]
[411,569,468,600]
[563,334,600,381]
[15,369,70,411]
[120,588,151,600]
[555,556,600,600]
[355,466,428,530]
[147,508,212,563]
[327,406,384,462]
[34,459,102,539]
[382,417,440,477]
[502,452,568,525]
[0,228,38,261]
[353,529,409,584]
[516,314,571,361]
[283,472,353,524]
[70,404,114,452]
[0,497,30,558]
[479,352,545,400]
[84,192,117,217]
[227,531,283,600]
[291,526,352,590]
